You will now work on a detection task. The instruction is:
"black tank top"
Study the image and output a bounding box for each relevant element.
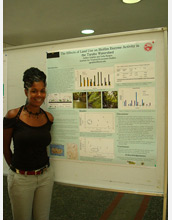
[3,106,53,170]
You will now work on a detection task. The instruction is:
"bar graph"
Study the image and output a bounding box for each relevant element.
[119,87,155,110]
[80,72,111,87]
[75,67,114,90]
[123,92,152,107]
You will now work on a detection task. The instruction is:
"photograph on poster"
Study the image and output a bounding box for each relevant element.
[66,143,79,160]
[73,92,87,108]
[87,92,101,108]
[50,144,65,157]
[103,91,118,108]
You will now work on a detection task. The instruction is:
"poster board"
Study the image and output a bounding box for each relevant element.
[3,28,167,197]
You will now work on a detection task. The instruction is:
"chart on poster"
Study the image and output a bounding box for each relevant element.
[118,87,155,110]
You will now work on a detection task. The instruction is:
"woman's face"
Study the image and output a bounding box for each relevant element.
[25,81,46,107]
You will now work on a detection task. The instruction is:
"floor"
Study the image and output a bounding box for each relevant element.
[3,175,167,220]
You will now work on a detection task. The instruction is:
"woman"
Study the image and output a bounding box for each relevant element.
[3,67,54,220]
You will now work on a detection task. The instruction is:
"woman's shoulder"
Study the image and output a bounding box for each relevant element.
[45,111,54,122]
[5,107,21,119]
[4,107,22,128]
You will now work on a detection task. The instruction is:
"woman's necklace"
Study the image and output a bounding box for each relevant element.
[24,105,42,118]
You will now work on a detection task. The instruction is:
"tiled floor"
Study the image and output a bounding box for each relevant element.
[3,175,167,220]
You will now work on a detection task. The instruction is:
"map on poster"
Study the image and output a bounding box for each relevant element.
[46,41,157,167]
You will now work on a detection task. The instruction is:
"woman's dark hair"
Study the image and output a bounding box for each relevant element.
[23,67,47,90]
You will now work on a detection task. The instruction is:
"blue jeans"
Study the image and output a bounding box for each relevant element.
[8,166,54,220]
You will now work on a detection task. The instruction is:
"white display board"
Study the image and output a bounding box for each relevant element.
[3,54,7,116]
[3,28,168,197]
[3,54,9,173]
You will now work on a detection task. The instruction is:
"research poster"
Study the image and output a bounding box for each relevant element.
[46,41,157,167]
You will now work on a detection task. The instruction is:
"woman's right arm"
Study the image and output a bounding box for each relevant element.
[3,128,13,166]
[3,108,19,166]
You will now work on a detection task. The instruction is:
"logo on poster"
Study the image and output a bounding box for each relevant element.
[144,43,153,51]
